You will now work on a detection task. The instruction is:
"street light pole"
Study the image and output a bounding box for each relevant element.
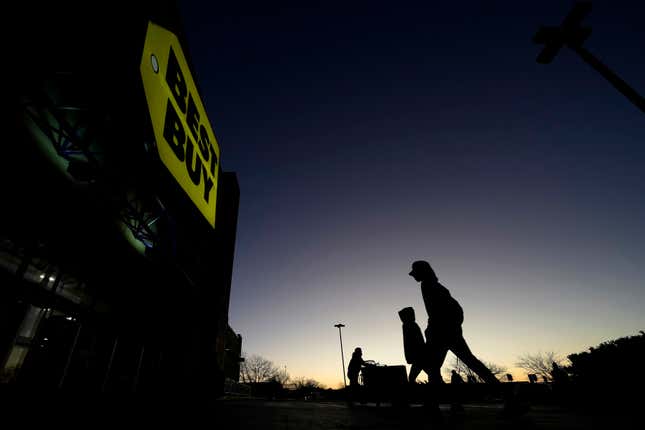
[334,323,347,388]
[533,1,645,114]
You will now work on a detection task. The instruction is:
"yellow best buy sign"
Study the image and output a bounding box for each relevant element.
[140,21,220,227]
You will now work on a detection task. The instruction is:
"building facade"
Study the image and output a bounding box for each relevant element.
[2,1,241,395]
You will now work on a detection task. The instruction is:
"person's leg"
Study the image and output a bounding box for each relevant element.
[450,330,528,416]
[347,377,358,405]
[426,338,449,384]
[424,338,449,420]
[450,332,500,385]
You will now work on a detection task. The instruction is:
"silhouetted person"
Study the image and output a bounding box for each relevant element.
[347,347,365,404]
[348,347,365,386]
[451,370,465,384]
[398,307,430,383]
[409,260,527,416]
[409,261,499,385]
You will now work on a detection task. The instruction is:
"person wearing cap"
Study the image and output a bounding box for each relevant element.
[408,260,499,386]
[409,260,528,417]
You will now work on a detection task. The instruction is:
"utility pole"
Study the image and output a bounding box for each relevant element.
[334,323,347,388]
[533,1,645,114]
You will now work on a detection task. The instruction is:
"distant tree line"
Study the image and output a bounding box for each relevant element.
[565,331,645,408]
[244,331,645,408]
[239,353,324,398]
[513,332,645,410]
[444,356,507,382]
[515,351,566,382]
[239,354,281,384]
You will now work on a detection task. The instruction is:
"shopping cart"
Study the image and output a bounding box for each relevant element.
[360,360,409,407]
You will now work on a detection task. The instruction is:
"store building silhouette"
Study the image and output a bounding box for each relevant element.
[2,0,242,395]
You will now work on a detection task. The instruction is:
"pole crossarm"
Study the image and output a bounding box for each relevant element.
[533,1,645,114]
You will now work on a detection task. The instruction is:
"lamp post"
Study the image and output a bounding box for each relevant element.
[334,323,347,388]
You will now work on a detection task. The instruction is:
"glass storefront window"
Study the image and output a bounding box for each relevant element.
[17,305,45,340]
[0,345,29,383]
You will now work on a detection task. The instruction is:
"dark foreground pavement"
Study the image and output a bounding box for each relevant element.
[210,399,639,430]
[2,393,639,429]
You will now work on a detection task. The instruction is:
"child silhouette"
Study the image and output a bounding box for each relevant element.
[398,306,429,383]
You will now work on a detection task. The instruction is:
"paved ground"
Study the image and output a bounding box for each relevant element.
[211,399,638,430]
[2,393,638,429]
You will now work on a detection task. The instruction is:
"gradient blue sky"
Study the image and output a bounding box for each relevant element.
[179,1,645,387]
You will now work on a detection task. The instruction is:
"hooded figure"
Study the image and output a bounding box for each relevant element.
[399,306,429,383]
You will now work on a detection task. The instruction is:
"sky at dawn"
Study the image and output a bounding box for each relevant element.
[178,1,645,387]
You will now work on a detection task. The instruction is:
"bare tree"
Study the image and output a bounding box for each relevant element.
[444,355,471,380]
[240,354,278,383]
[292,376,325,390]
[484,361,508,380]
[515,352,566,382]
[444,356,507,382]
[270,366,290,385]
